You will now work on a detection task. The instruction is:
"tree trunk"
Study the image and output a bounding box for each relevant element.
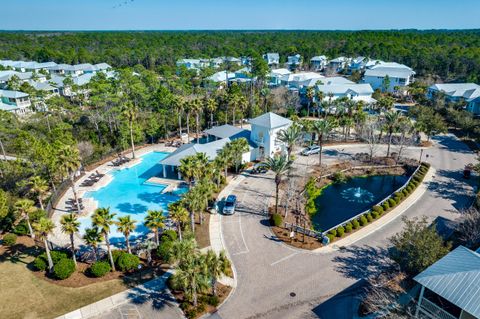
[387,132,392,157]
[213,278,218,296]
[44,238,54,273]
[275,181,280,215]
[71,177,81,215]
[210,112,214,128]
[154,229,159,245]
[126,236,131,254]
[0,138,7,160]
[190,211,195,232]
[105,235,116,271]
[38,196,44,211]
[26,217,35,239]
[130,123,136,159]
[70,234,77,266]
[178,113,182,139]
[178,223,183,241]
[196,113,200,143]
[93,246,98,261]
[186,113,190,143]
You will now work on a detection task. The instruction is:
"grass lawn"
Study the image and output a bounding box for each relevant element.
[0,237,159,319]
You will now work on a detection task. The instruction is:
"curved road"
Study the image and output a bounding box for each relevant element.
[212,134,476,319]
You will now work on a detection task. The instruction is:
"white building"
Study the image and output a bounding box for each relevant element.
[428,83,480,115]
[280,72,325,90]
[310,56,328,71]
[0,89,32,115]
[263,53,280,68]
[349,56,367,72]
[269,68,292,86]
[249,112,292,159]
[362,62,415,92]
[315,83,375,104]
[286,54,302,70]
[329,57,350,72]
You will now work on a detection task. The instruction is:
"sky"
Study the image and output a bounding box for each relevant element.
[2,0,480,31]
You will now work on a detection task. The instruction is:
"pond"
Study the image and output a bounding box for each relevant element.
[312,174,408,232]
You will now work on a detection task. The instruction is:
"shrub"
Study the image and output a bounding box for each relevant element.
[117,253,140,272]
[13,222,29,236]
[34,255,48,271]
[270,214,283,227]
[158,240,174,261]
[336,226,345,237]
[382,201,390,211]
[372,211,379,219]
[366,213,373,222]
[332,171,347,183]
[161,229,177,242]
[328,229,337,237]
[185,308,197,319]
[206,295,219,307]
[372,206,384,215]
[345,223,353,233]
[394,192,404,200]
[360,215,368,226]
[53,258,76,280]
[406,185,413,193]
[352,219,360,229]
[112,250,125,265]
[326,233,335,243]
[90,261,111,277]
[388,198,397,207]
[421,162,431,168]
[2,233,17,246]
[50,250,69,264]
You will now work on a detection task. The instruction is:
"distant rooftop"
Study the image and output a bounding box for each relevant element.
[249,112,292,129]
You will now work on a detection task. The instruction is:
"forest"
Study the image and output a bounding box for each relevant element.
[0,30,479,82]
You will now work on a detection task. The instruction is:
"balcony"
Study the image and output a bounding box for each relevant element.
[417,298,458,319]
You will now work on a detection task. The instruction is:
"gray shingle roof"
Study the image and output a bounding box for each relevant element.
[204,124,245,139]
[316,83,374,95]
[429,83,480,101]
[160,138,231,166]
[0,89,29,99]
[414,246,480,318]
[249,112,292,129]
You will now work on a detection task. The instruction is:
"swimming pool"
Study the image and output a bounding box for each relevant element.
[79,151,184,243]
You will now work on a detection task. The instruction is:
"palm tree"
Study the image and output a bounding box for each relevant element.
[57,144,81,214]
[27,176,49,210]
[315,90,325,117]
[33,217,56,273]
[116,216,136,254]
[189,98,203,143]
[60,213,80,266]
[192,152,209,181]
[182,188,204,233]
[144,210,165,245]
[122,102,138,159]
[312,119,335,166]
[205,250,231,296]
[206,97,217,128]
[171,254,209,307]
[168,237,197,265]
[184,100,192,143]
[237,95,248,128]
[261,155,292,215]
[215,146,233,178]
[14,199,37,238]
[277,124,302,160]
[384,111,401,157]
[306,87,315,117]
[179,156,197,189]
[173,95,185,139]
[229,138,249,173]
[196,179,215,225]
[83,227,103,262]
[92,207,116,271]
[169,202,189,241]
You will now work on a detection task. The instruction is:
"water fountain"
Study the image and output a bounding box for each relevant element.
[341,187,375,204]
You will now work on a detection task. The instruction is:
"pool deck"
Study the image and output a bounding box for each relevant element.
[50,143,178,247]
[144,177,186,193]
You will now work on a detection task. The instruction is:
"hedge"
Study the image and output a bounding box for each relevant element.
[360,215,368,226]
[326,233,335,243]
[388,198,397,207]
[270,214,283,227]
[53,258,76,280]
[352,219,360,229]
[382,201,390,211]
[329,229,337,237]
[372,211,379,219]
[372,206,383,214]
[117,253,140,272]
[89,261,111,277]
[345,222,353,233]
[336,226,345,237]
[2,233,17,246]
[366,213,373,222]
[34,251,69,271]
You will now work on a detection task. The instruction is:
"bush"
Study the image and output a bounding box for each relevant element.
[206,295,219,307]
[326,233,335,243]
[366,213,373,222]
[394,196,402,204]
[372,211,379,219]
[394,192,404,200]
[336,226,345,237]
[270,214,283,227]
[352,219,360,229]
[13,221,29,236]
[89,261,111,277]
[161,229,177,242]
[53,258,76,280]
[34,255,48,271]
[34,250,69,271]
[406,185,413,193]
[388,198,397,207]
[158,240,174,260]
[345,223,353,233]
[382,201,390,211]
[372,205,384,215]
[112,250,125,265]
[2,233,17,246]
[117,253,140,272]
[332,171,347,183]
[185,308,197,319]
[360,215,368,226]
[328,229,337,237]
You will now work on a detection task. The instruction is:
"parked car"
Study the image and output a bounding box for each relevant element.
[223,195,237,215]
[251,163,267,174]
[301,145,321,156]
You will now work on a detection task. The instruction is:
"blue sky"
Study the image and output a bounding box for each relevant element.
[3,0,480,30]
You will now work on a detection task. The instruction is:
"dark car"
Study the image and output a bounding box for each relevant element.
[223,195,237,215]
[251,163,267,174]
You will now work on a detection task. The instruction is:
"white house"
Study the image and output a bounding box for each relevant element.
[263,53,280,68]
[349,56,367,72]
[280,72,325,90]
[0,89,32,115]
[286,54,302,70]
[159,113,293,179]
[362,62,415,92]
[414,246,480,319]
[428,83,480,115]
[315,83,375,104]
[268,68,291,86]
[329,57,350,73]
[310,56,328,71]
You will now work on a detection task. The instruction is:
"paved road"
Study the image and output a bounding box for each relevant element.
[213,134,476,319]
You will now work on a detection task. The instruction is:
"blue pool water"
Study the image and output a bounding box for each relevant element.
[79,151,184,243]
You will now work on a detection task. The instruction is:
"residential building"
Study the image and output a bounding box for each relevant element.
[328,57,350,73]
[176,59,207,71]
[263,53,280,68]
[414,246,480,319]
[427,83,480,115]
[286,54,302,71]
[268,68,291,87]
[362,62,415,92]
[315,83,375,104]
[159,112,293,179]
[349,56,367,72]
[310,56,328,71]
[0,89,32,115]
[280,72,325,90]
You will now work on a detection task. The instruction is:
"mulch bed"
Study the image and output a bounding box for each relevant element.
[271,226,323,250]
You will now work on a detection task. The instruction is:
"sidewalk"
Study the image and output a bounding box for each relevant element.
[314,167,436,253]
[56,270,181,319]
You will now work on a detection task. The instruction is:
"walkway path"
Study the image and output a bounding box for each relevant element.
[211,134,477,319]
